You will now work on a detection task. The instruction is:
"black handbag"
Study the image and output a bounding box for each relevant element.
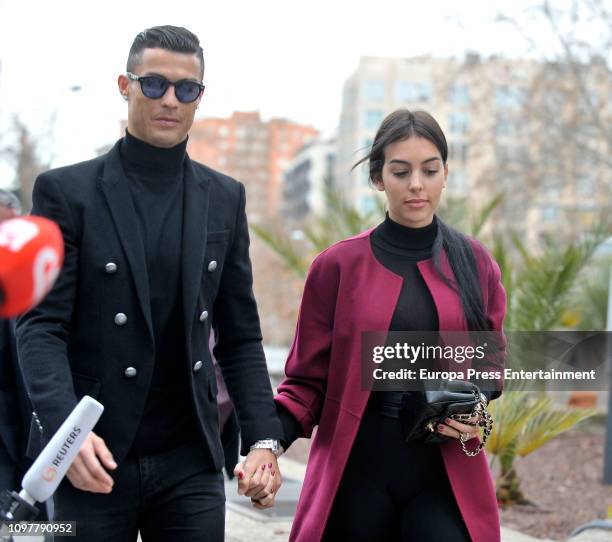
[399,380,492,457]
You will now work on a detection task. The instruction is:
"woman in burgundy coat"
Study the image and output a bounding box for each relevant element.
[274,110,507,542]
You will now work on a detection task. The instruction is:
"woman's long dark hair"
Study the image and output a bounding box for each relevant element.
[353,109,491,332]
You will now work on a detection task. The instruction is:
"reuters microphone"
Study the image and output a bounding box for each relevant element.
[0,216,64,318]
[0,396,104,527]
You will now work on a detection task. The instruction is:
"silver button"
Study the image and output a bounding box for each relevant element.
[199,310,209,322]
[207,260,217,272]
[193,360,203,372]
[114,313,127,326]
[124,367,137,378]
[105,262,117,274]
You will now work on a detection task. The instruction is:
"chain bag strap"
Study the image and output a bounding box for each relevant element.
[452,394,493,457]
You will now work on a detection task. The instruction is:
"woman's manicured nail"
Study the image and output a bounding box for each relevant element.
[268,463,272,468]
[438,425,445,432]
[261,464,265,471]
[238,472,244,480]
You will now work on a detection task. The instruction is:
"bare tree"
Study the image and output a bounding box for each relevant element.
[488,0,612,244]
[5,116,50,213]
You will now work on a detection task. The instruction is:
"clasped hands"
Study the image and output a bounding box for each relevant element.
[67,432,282,510]
[234,448,282,509]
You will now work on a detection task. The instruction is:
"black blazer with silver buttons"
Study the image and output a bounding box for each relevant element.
[16,139,282,467]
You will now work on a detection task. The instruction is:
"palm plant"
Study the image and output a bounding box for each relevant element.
[570,259,611,331]
[251,185,384,278]
[484,224,609,505]
[496,224,611,332]
[486,383,596,505]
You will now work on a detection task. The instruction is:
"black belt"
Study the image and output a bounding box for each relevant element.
[370,391,404,419]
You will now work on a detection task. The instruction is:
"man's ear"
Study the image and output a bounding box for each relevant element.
[117,74,129,101]
[196,88,205,108]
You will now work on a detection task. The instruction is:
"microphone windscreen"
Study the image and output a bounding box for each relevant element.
[0,216,64,317]
[20,396,104,503]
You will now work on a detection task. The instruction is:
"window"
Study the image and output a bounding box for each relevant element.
[544,183,560,200]
[449,112,470,134]
[364,110,384,130]
[449,142,469,163]
[541,205,558,221]
[364,80,385,102]
[449,84,470,107]
[495,86,525,108]
[578,91,600,114]
[496,144,528,163]
[450,170,469,192]
[495,116,518,137]
[396,81,432,102]
[576,173,597,195]
[496,145,509,162]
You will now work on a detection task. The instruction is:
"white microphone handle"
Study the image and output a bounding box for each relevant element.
[20,396,104,502]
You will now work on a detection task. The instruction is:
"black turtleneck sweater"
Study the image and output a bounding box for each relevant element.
[120,130,200,456]
[371,214,439,333]
[367,214,439,418]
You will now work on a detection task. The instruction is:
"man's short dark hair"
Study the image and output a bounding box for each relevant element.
[127,25,205,79]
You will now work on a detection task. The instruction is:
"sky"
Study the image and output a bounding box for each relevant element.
[0,0,573,185]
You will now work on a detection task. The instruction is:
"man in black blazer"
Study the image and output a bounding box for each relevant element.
[17,26,283,541]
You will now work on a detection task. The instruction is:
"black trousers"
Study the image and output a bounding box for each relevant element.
[53,440,225,542]
[323,408,471,542]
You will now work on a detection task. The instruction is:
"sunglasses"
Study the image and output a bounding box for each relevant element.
[126,72,205,103]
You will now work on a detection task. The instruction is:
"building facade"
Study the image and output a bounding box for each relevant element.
[188,112,317,224]
[282,136,336,226]
[336,55,611,245]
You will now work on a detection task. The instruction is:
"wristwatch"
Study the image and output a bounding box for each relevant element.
[250,439,284,457]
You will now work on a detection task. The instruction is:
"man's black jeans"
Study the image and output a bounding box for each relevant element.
[54,440,225,541]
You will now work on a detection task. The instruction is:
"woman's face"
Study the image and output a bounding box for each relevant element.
[374,136,447,228]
